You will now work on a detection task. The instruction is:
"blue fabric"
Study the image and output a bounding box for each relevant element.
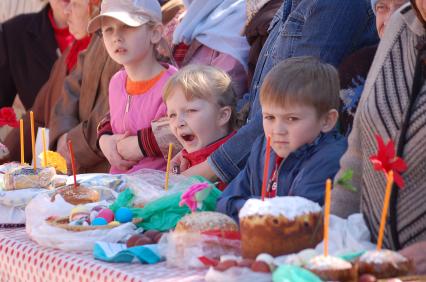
[93,242,162,264]
[208,0,378,183]
[216,130,348,222]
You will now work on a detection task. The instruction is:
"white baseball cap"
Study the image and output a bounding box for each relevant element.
[87,0,162,33]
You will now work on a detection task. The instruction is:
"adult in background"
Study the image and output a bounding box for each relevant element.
[172,0,249,98]
[0,0,72,110]
[339,0,409,136]
[175,0,379,184]
[331,0,426,274]
[1,0,100,164]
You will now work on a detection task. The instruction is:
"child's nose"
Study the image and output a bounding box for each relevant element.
[274,123,288,134]
[177,116,186,127]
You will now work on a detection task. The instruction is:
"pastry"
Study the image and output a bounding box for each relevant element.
[166,211,240,268]
[3,166,56,190]
[357,249,412,279]
[306,255,357,282]
[239,196,323,259]
[51,183,100,205]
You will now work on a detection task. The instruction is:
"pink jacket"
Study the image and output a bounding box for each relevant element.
[109,65,178,174]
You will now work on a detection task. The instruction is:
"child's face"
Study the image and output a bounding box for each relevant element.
[101,17,154,67]
[262,102,327,158]
[166,87,231,153]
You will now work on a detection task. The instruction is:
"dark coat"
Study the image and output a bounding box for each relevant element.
[0,4,58,110]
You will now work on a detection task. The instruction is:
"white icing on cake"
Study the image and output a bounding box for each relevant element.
[256,253,274,265]
[307,255,352,270]
[239,196,322,220]
[360,250,408,264]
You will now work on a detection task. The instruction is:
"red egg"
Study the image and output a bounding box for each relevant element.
[97,208,114,223]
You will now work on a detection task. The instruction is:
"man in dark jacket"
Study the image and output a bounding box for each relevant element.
[0,0,69,110]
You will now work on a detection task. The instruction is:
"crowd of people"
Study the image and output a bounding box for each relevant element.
[0,0,425,275]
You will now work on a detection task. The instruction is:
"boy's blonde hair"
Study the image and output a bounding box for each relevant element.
[163,64,239,129]
[260,56,340,116]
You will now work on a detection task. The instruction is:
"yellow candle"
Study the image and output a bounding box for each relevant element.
[377,171,394,250]
[164,143,173,191]
[30,111,36,170]
[324,178,332,256]
[41,128,47,168]
[20,119,24,164]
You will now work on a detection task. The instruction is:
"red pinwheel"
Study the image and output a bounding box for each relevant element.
[0,107,19,128]
[369,134,407,188]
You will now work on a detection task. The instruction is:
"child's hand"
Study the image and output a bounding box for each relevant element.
[99,134,137,171]
[170,150,189,174]
[116,135,144,162]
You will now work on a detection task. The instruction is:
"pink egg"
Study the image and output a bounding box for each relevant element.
[97,208,114,223]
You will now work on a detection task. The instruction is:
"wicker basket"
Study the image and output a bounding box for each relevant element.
[45,216,117,232]
[45,217,142,232]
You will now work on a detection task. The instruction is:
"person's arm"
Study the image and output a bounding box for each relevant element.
[400,241,426,275]
[208,109,263,183]
[49,46,84,150]
[216,135,264,222]
[0,23,17,107]
[216,152,256,223]
[331,111,364,217]
[65,93,111,170]
[289,0,378,67]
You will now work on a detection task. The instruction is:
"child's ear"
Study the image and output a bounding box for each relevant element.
[320,109,338,133]
[150,24,163,45]
[218,106,232,127]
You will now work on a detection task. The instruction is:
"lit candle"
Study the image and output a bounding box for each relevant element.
[41,128,47,167]
[261,136,271,201]
[324,179,332,256]
[377,171,394,250]
[20,119,24,164]
[165,143,173,191]
[30,111,36,170]
[67,140,78,190]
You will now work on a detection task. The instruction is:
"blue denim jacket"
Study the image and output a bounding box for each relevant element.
[216,130,348,222]
[208,0,378,183]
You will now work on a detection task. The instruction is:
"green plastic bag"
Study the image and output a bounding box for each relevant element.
[133,187,221,231]
[109,176,222,232]
[273,265,322,282]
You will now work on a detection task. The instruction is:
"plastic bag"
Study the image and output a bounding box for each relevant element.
[272,265,321,282]
[25,193,137,251]
[161,231,241,269]
[132,184,221,232]
[274,214,375,266]
[205,266,272,282]
[107,176,220,232]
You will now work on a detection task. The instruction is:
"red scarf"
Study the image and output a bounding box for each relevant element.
[66,36,91,72]
[48,8,73,54]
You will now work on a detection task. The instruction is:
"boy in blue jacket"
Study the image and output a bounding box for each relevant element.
[216,56,347,222]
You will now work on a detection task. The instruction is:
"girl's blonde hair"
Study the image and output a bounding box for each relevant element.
[163,64,239,130]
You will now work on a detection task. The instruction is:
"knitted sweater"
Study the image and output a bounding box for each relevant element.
[331,3,426,250]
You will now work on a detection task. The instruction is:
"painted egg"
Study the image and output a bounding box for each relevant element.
[97,208,114,223]
[91,217,108,226]
[115,207,133,223]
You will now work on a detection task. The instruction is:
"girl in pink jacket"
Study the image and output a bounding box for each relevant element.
[88,0,177,174]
